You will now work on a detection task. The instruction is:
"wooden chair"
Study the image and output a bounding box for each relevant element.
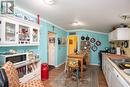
[2,61,44,87]
[65,58,80,87]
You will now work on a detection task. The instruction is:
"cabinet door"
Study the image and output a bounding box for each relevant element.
[30,27,40,44]
[111,70,130,87]
[117,28,129,40]
[18,24,30,44]
[2,19,18,44]
[111,71,124,87]
[109,30,117,41]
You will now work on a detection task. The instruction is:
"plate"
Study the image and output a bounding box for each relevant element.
[124,41,128,48]
[90,38,95,43]
[91,44,97,52]
[81,36,85,40]
[96,40,101,46]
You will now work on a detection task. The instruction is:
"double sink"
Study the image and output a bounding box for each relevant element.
[111,58,130,75]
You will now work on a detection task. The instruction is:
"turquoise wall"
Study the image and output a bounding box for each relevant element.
[67,31,110,65]
[0,7,67,66]
[39,20,67,65]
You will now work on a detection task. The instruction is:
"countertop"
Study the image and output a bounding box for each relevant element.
[107,53,128,59]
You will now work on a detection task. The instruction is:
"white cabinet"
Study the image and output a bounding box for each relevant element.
[14,59,41,83]
[109,28,130,41]
[30,27,40,44]
[0,17,18,45]
[102,54,130,87]
[111,69,129,87]
[0,16,40,46]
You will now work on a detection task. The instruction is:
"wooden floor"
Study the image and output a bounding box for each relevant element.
[43,64,108,87]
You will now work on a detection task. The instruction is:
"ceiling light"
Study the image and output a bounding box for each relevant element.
[44,0,55,5]
[72,20,84,26]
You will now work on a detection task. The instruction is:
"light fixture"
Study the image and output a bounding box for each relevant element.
[120,13,130,20]
[72,20,84,26]
[44,0,55,5]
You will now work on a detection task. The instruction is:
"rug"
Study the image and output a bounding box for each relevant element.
[50,66,99,87]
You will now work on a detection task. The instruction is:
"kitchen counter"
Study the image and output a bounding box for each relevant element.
[107,53,128,59]
[104,53,130,86]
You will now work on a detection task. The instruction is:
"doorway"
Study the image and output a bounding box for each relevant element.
[48,32,56,67]
[68,35,78,54]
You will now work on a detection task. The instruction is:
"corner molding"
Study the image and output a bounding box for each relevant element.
[66,29,108,35]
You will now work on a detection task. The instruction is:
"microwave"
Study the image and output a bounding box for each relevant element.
[0,53,27,66]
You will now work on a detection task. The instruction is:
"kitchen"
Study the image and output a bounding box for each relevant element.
[0,0,130,87]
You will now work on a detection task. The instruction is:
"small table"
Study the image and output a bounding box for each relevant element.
[68,53,86,79]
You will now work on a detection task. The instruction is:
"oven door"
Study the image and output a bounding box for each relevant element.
[6,54,26,63]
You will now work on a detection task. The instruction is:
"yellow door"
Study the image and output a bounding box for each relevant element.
[68,36,78,54]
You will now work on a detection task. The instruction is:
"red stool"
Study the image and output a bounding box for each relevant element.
[41,63,49,80]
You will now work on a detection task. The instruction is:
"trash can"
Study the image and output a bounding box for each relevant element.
[41,63,49,80]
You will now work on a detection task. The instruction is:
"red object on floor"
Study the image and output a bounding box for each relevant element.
[37,14,40,25]
[41,63,49,80]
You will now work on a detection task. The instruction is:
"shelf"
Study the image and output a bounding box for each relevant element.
[14,59,40,68]
[0,44,40,47]
[0,15,39,27]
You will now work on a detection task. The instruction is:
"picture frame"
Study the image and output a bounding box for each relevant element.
[49,37,55,43]
[62,37,67,46]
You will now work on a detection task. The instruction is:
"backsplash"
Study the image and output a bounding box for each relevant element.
[0,46,38,53]
[110,40,130,57]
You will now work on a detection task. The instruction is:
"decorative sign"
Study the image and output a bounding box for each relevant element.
[1,0,14,14]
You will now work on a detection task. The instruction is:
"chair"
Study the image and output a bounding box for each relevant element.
[2,61,44,87]
[65,58,80,87]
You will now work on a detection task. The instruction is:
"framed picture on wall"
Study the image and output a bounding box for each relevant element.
[49,37,55,43]
[58,38,61,45]
[62,37,67,46]
[69,39,73,44]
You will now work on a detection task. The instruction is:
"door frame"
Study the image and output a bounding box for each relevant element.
[47,32,57,66]
[67,35,78,55]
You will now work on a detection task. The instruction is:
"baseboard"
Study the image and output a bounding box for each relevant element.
[90,64,100,66]
[55,62,65,67]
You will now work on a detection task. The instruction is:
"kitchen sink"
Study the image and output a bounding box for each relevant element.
[111,58,130,75]
[111,58,130,64]
[111,58,130,69]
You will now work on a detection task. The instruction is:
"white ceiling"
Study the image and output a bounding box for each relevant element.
[15,0,130,33]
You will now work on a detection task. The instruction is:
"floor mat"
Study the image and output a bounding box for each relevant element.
[50,66,99,87]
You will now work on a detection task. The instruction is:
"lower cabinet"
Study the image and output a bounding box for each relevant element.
[110,71,129,87]
[102,54,130,87]
[15,60,41,83]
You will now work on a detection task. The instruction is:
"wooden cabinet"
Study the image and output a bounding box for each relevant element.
[109,28,130,41]
[0,16,40,46]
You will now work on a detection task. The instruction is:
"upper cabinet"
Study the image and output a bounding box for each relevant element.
[109,28,130,41]
[0,16,40,46]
